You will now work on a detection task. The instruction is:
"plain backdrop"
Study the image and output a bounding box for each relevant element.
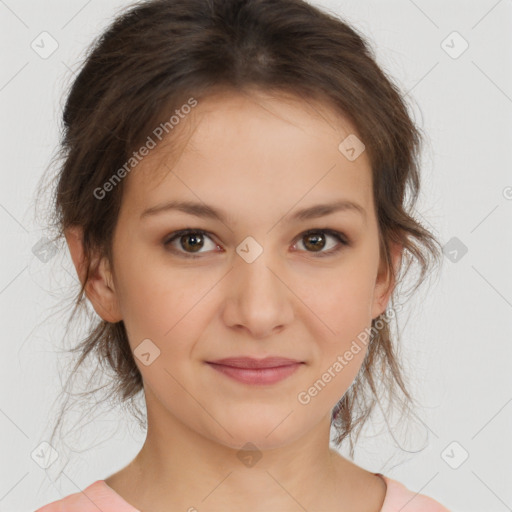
[1,1,511,511]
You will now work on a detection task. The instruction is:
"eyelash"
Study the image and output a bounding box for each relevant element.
[162,228,350,259]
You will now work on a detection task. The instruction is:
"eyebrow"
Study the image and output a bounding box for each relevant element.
[140,199,366,224]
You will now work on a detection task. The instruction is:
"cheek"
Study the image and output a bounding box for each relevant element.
[301,265,376,396]
[304,264,377,339]
[116,261,218,364]
[113,261,179,352]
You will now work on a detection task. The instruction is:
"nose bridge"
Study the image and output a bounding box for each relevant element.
[238,244,279,293]
[224,236,294,336]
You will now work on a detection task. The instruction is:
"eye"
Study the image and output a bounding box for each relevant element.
[292,229,349,258]
[163,229,220,258]
[163,228,350,259]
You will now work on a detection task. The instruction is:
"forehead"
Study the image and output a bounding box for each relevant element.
[122,89,374,223]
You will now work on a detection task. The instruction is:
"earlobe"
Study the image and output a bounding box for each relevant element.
[371,241,403,320]
[64,226,122,323]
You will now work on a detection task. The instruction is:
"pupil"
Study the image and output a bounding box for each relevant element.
[183,233,203,252]
[306,233,324,251]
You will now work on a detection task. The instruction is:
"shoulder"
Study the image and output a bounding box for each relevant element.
[377,473,451,512]
[34,480,139,512]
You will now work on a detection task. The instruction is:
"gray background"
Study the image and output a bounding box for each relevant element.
[1,0,511,511]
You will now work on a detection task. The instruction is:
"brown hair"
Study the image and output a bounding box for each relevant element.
[37,0,442,465]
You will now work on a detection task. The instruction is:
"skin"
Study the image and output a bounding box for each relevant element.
[66,88,402,512]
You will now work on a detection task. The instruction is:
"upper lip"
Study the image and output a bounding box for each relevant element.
[206,357,303,369]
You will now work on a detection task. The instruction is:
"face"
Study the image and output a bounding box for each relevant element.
[80,89,398,451]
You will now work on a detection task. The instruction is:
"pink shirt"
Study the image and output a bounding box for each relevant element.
[34,473,450,511]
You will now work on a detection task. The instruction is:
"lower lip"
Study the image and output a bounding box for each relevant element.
[206,362,302,385]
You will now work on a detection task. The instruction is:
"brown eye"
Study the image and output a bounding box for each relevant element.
[164,229,218,258]
[294,229,349,257]
[179,232,204,252]
[302,232,327,252]
[163,228,349,260]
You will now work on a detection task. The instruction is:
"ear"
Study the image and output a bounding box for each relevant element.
[64,226,123,323]
[371,240,403,320]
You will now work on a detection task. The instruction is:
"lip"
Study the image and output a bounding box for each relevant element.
[207,357,303,369]
[205,357,304,385]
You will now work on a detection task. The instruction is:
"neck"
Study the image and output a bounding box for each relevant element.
[105,393,386,512]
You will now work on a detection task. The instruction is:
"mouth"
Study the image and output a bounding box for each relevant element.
[206,356,303,369]
[205,357,304,385]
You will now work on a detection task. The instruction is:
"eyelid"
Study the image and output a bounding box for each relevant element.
[297,228,349,245]
[163,228,350,258]
[291,228,350,258]
[163,229,221,258]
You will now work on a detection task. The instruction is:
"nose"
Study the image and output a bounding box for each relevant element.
[221,250,295,339]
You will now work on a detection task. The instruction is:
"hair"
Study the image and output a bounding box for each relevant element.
[36,0,442,468]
